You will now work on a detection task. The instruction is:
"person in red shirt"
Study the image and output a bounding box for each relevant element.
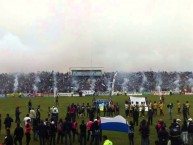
[72,119,79,142]
[87,120,93,141]
[25,119,31,145]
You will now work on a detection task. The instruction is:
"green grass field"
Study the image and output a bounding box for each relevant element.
[0,95,192,145]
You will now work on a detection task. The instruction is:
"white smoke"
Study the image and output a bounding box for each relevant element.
[140,72,147,93]
[111,72,118,94]
[107,80,112,92]
[72,78,79,92]
[13,74,18,93]
[90,78,96,91]
[155,72,162,95]
[122,78,129,92]
[53,71,58,97]
[33,74,40,93]
[174,74,181,92]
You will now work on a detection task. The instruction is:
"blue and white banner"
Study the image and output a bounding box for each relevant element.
[101,115,128,132]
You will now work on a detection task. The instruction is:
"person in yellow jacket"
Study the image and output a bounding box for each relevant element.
[103,135,113,145]
[177,100,182,114]
[159,101,164,116]
[153,101,158,115]
[186,101,191,115]
[141,102,145,117]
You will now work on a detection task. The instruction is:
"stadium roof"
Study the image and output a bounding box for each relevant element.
[69,67,103,71]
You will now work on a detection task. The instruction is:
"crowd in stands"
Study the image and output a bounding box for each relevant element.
[0,71,193,94]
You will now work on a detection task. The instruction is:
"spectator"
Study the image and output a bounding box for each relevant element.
[90,119,100,145]
[169,121,181,145]
[28,99,32,113]
[133,108,139,126]
[188,118,193,145]
[4,114,13,130]
[139,119,150,145]
[3,129,13,145]
[56,119,64,144]
[79,120,86,145]
[14,122,24,145]
[63,117,72,145]
[32,118,39,141]
[0,113,2,133]
[147,108,154,126]
[128,121,134,145]
[24,114,31,125]
[87,120,93,141]
[38,120,47,145]
[29,108,36,124]
[72,119,79,142]
[15,106,21,123]
[103,135,112,145]
[181,120,188,145]
[49,121,57,145]
[25,119,31,145]
[182,104,188,121]
[158,126,169,145]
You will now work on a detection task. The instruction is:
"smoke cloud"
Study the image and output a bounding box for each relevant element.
[1,0,193,73]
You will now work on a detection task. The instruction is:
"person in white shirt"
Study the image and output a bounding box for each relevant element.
[29,108,36,123]
[24,114,31,125]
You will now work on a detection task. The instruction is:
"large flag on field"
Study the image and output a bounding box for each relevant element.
[101,115,128,132]
[130,96,148,111]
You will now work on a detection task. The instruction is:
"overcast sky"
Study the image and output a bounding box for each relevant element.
[0,0,193,73]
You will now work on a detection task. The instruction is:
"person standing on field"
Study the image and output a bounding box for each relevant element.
[103,135,113,145]
[14,122,24,145]
[4,114,13,130]
[28,99,32,113]
[186,101,191,115]
[25,119,31,145]
[177,100,182,114]
[3,129,13,145]
[79,120,86,145]
[128,121,134,145]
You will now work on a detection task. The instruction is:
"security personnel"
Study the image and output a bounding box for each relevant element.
[103,135,113,145]
[169,123,181,145]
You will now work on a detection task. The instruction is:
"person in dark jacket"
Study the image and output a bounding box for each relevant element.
[133,108,139,126]
[79,120,86,145]
[32,118,39,141]
[28,99,32,113]
[15,107,21,123]
[49,121,57,145]
[128,121,134,145]
[182,104,188,121]
[63,117,72,145]
[158,126,169,145]
[4,114,13,129]
[0,113,2,133]
[139,119,150,145]
[90,120,100,145]
[147,108,154,125]
[14,122,24,145]
[3,129,13,145]
[38,120,47,145]
[56,119,64,144]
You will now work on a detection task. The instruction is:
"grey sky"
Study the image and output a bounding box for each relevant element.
[0,0,193,73]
